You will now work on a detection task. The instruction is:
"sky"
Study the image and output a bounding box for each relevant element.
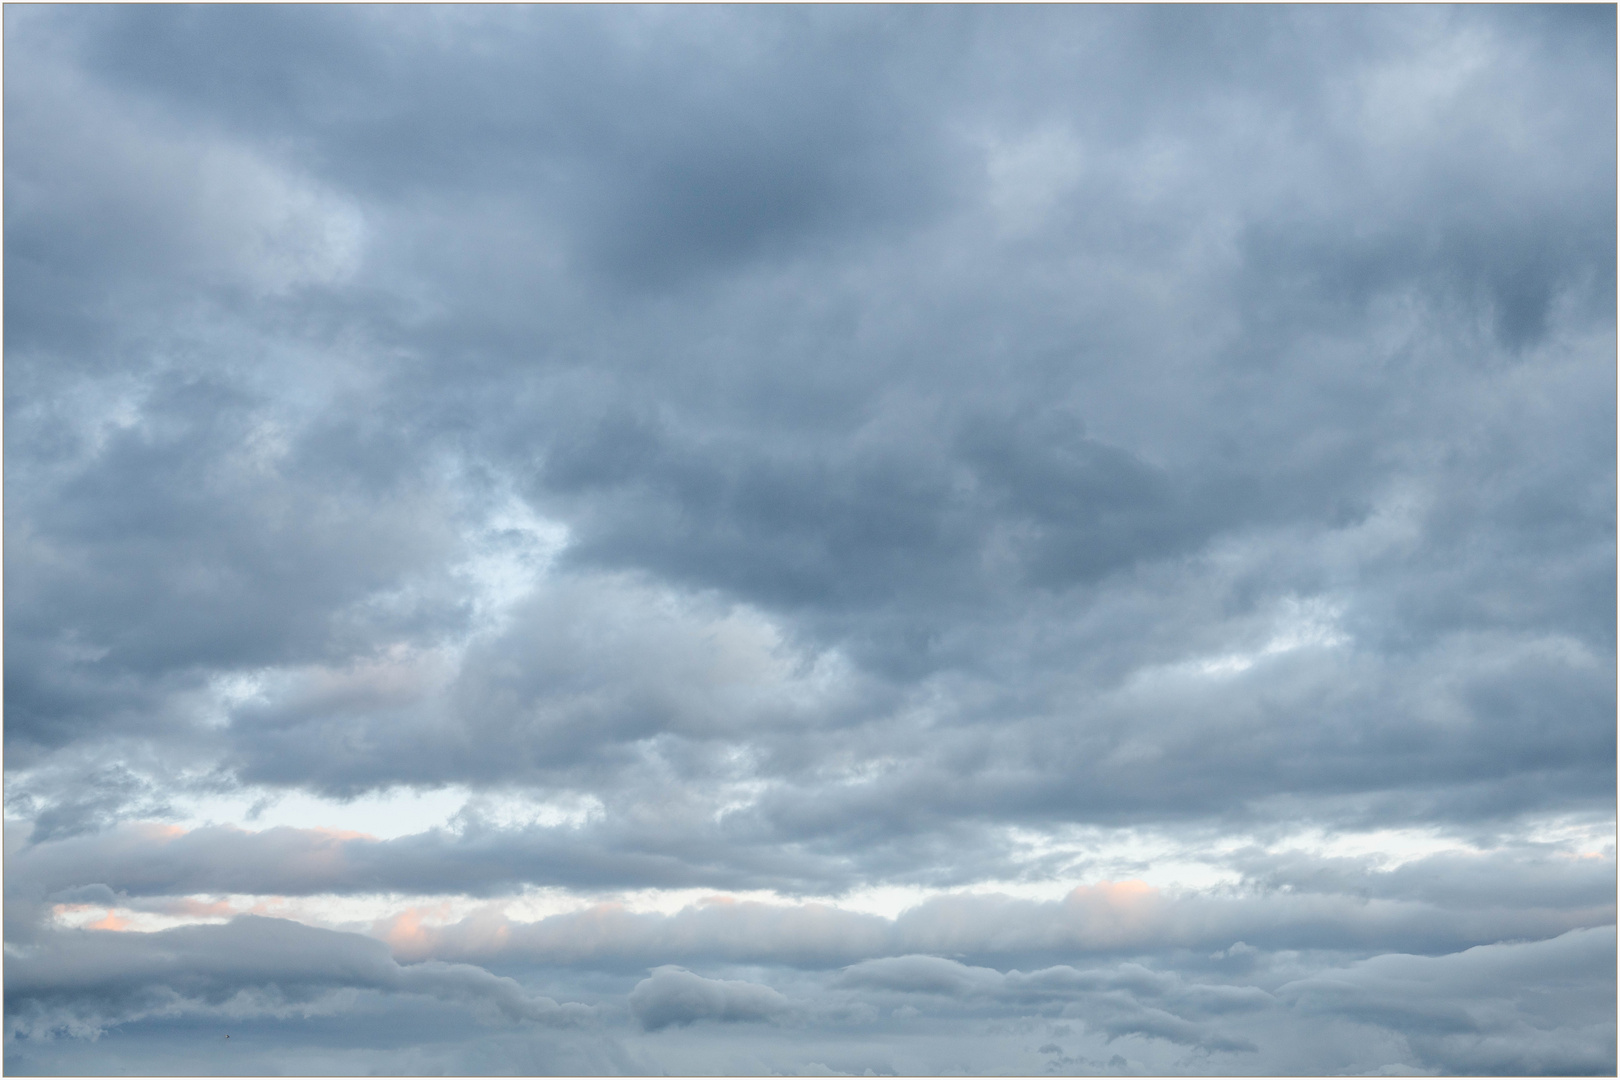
[2,5,1615,1076]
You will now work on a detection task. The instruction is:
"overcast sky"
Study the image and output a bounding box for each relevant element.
[4,5,1615,1076]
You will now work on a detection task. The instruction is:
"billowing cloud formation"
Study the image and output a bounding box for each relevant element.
[6,915,592,1041]
[630,968,790,1031]
[838,955,1264,1053]
[7,919,589,1042]
[5,5,1613,1075]
[1276,927,1617,1076]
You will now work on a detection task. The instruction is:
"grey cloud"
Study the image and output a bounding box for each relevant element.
[629,967,789,1031]
[5,915,592,1041]
[1278,926,1616,1075]
[9,3,1612,810]
[1229,845,1619,913]
[402,867,1610,970]
[5,4,1612,1073]
[826,940,1612,1068]
[836,957,1260,1054]
[20,765,173,844]
[840,955,1002,997]
[11,822,1612,961]
[45,5,967,293]
[5,364,465,762]
[41,552,1600,841]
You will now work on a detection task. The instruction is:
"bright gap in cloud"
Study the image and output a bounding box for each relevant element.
[52,813,1604,945]
[167,785,601,839]
[449,482,571,634]
[1195,595,1349,678]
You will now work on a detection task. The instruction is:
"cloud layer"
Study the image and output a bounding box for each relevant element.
[5,5,1613,1075]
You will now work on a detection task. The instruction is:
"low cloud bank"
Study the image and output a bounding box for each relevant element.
[4,915,592,1041]
[629,967,790,1030]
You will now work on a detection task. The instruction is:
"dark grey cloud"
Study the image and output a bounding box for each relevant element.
[5,4,1612,1074]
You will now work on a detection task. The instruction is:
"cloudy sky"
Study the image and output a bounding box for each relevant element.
[4,5,1615,1076]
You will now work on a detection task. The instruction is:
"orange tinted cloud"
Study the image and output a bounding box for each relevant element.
[377,903,455,960]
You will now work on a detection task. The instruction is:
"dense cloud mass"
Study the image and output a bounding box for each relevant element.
[4,5,1614,1076]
